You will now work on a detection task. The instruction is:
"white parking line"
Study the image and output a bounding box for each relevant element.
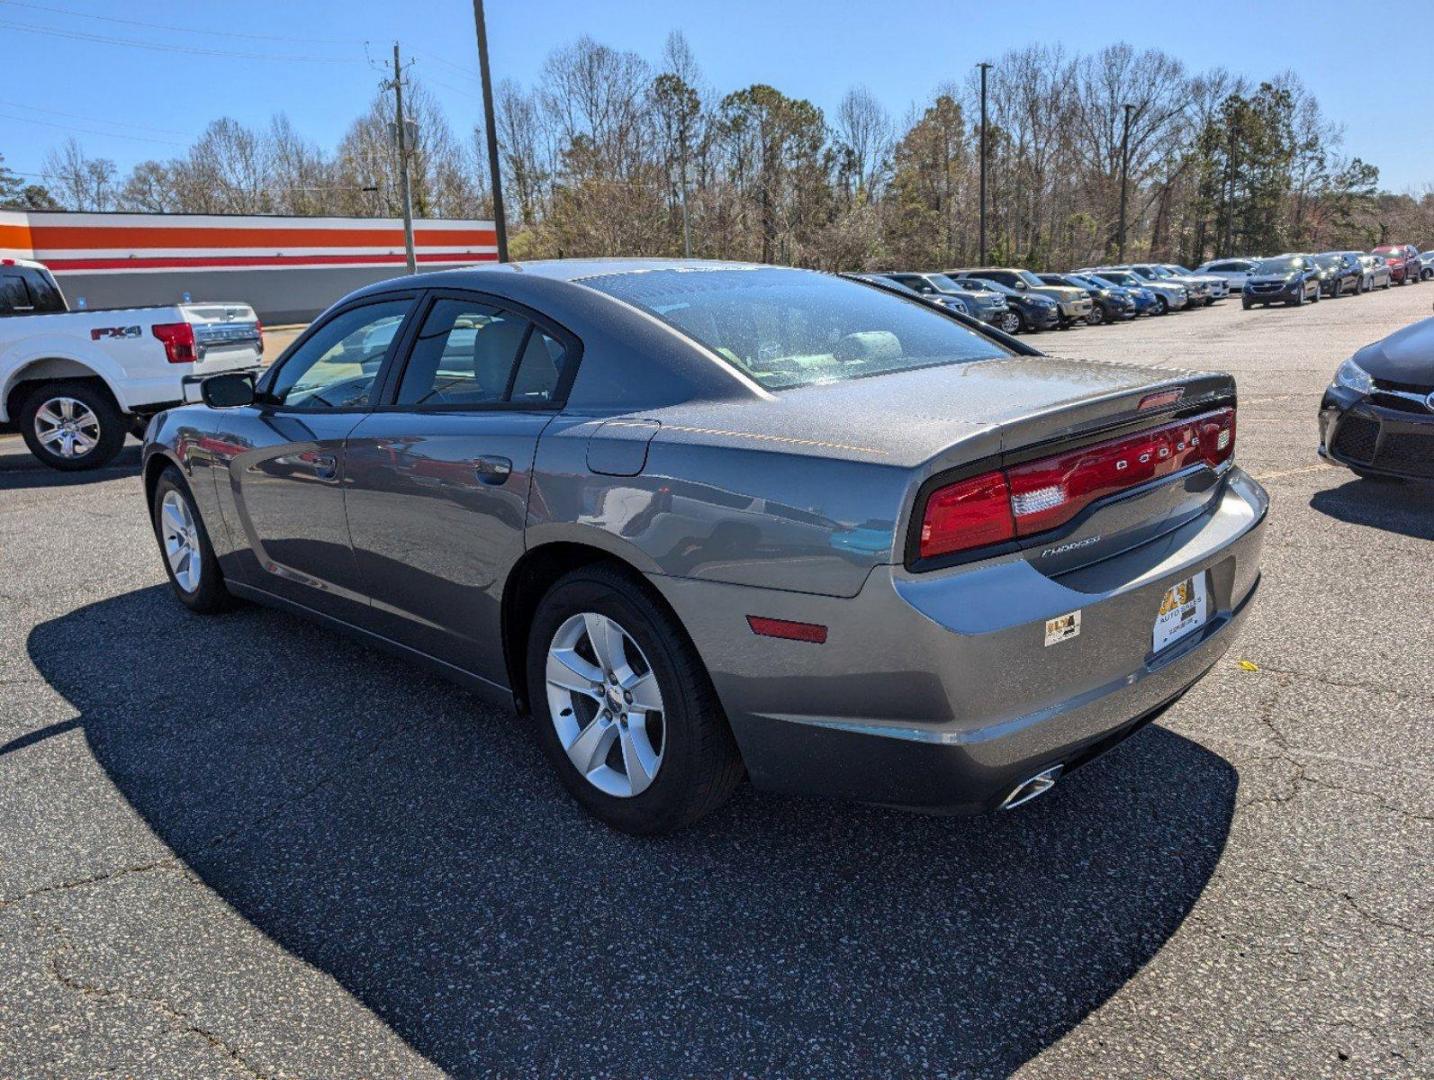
[1249,463,1334,483]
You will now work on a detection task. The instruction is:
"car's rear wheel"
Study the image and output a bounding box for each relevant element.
[18,381,126,472]
[151,466,234,613]
[526,564,743,834]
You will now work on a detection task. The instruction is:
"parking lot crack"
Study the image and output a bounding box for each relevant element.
[1246,865,1432,941]
[0,859,181,912]
[35,914,273,1080]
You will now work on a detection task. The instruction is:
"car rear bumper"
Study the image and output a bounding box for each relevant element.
[652,468,1268,813]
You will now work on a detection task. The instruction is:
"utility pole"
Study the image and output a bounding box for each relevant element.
[391,43,417,274]
[472,0,509,262]
[1117,102,1134,262]
[978,62,991,264]
[1223,111,1239,257]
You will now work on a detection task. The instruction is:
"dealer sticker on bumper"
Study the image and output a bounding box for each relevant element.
[1153,574,1209,653]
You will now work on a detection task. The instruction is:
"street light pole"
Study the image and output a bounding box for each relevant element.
[391,43,417,275]
[978,62,991,265]
[1117,102,1134,263]
[472,0,509,262]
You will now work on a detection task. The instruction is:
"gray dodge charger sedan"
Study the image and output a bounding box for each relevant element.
[142,260,1268,833]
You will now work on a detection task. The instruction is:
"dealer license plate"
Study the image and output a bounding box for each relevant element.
[1153,574,1208,653]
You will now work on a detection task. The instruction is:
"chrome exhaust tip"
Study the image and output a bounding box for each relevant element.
[999,765,1062,810]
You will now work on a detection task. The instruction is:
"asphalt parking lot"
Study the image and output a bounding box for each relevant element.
[1,285,1431,1079]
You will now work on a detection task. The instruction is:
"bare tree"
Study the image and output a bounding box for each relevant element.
[43,138,118,211]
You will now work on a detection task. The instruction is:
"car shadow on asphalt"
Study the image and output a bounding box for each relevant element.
[0,444,142,489]
[26,586,1237,1078]
[1310,478,1434,540]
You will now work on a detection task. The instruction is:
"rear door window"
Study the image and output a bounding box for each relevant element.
[0,273,32,315]
[395,296,570,408]
[19,268,64,312]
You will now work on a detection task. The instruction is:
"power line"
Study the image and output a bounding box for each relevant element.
[0,0,363,46]
[0,97,189,137]
[0,18,366,64]
[0,110,185,146]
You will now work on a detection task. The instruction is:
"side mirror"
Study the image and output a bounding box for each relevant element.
[201,371,256,408]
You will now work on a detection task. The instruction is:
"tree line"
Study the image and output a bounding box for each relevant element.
[4,33,1432,271]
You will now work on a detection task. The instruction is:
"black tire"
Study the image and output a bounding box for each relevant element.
[1354,276,1365,295]
[1332,279,1343,299]
[1155,295,1170,315]
[1383,276,1391,290]
[150,466,234,614]
[1311,286,1320,303]
[1423,267,1433,281]
[525,563,744,834]
[1086,304,1105,326]
[1242,299,1253,310]
[17,381,126,471]
[998,311,1022,335]
[1292,288,1305,307]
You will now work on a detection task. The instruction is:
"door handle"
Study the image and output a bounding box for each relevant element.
[474,455,512,485]
[312,454,338,480]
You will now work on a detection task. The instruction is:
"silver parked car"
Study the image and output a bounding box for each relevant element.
[1195,258,1259,293]
[143,261,1267,833]
[1357,254,1394,291]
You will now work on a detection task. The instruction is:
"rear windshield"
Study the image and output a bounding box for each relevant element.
[583,267,1010,390]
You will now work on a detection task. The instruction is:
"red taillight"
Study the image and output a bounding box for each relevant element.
[918,470,1015,559]
[747,615,828,644]
[915,407,1235,561]
[152,322,197,363]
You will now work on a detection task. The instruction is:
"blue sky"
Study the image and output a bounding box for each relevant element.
[3,0,1431,193]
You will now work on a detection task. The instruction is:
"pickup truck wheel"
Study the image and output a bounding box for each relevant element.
[527,564,743,834]
[19,382,126,471]
[151,467,234,613]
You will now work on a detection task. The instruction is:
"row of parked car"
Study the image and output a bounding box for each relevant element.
[860,244,1430,334]
[863,262,1230,335]
[1197,245,1430,309]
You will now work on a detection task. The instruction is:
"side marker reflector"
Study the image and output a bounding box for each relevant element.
[746,615,828,644]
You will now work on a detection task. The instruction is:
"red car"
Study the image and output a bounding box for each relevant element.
[1371,243,1422,285]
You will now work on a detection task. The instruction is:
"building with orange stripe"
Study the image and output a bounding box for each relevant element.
[0,210,498,323]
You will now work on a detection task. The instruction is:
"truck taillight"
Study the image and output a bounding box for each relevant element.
[916,406,1236,562]
[152,322,197,363]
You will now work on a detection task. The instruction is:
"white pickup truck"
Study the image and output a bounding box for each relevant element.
[1,257,262,470]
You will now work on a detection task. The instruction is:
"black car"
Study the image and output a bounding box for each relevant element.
[949,277,1061,332]
[1242,256,1322,308]
[1313,252,1366,298]
[1039,273,1136,325]
[1320,315,1434,482]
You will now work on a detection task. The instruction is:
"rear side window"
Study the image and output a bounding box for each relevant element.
[396,297,568,408]
[583,267,1009,391]
[0,273,31,315]
[20,268,64,312]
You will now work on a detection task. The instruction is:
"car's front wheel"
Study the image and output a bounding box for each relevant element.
[1086,304,1105,326]
[1155,295,1170,315]
[150,466,234,613]
[998,311,1022,334]
[527,564,744,833]
[18,381,126,471]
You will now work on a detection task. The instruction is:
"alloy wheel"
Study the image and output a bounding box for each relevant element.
[545,611,666,798]
[33,396,100,460]
[1000,312,1021,334]
[159,489,202,593]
